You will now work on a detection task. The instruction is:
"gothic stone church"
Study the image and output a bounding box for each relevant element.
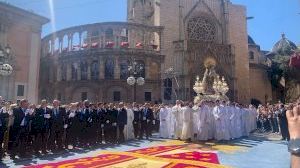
[128,0,272,104]
[39,0,272,104]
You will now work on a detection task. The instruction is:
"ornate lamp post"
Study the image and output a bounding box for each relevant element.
[0,44,13,76]
[126,59,145,102]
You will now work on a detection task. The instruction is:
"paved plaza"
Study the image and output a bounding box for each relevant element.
[1,133,290,168]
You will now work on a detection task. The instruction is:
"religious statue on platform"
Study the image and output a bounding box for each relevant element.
[202,58,218,95]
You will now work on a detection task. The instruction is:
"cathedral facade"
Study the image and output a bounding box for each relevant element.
[38,0,273,104]
[128,0,272,104]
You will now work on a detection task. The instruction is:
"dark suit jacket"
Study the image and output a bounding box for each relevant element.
[12,107,30,129]
[51,107,66,131]
[117,108,127,126]
[140,108,154,122]
[34,107,52,132]
[0,109,9,132]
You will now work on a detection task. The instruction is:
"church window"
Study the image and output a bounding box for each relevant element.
[17,85,25,97]
[61,65,67,81]
[163,78,172,100]
[91,61,99,80]
[145,92,152,102]
[81,92,87,101]
[136,61,145,78]
[120,60,129,80]
[80,61,88,80]
[105,28,113,38]
[71,63,78,80]
[113,91,121,102]
[249,51,255,60]
[105,58,114,79]
[187,17,216,42]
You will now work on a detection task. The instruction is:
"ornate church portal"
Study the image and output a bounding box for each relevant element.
[186,42,235,101]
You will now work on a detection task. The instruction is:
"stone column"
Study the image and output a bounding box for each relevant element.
[57,64,61,81]
[67,63,71,81]
[100,58,105,79]
[114,57,120,79]
[145,58,151,79]
[77,62,81,80]
[87,61,91,80]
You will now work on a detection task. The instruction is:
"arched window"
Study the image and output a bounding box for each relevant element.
[71,63,78,80]
[54,38,60,53]
[249,51,255,60]
[105,58,114,79]
[163,78,172,100]
[62,35,68,51]
[120,60,129,80]
[61,65,67,81]
[105,28,113,38]
[136,60,145,78]
[91,61,99,80]
[80,61,88,80]
[187,17,216,42]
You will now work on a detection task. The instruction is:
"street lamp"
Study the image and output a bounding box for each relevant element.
[126,59,145,102]
[0,44,13,76]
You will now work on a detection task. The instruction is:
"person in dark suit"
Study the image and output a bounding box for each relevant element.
[132,103,141,139]
[278,104,290,141]
[9,99,30,157]
[117,102,127,143]
[97,103,105,144]
[107,103,118,144]
[66,103,80,148]
[48,100,66,151]
[34,99,52,153]
[103,103,111,143]
[0,103,9,156]
[89,103,99,145]
[140,103,154,140]
[81,100,92,146]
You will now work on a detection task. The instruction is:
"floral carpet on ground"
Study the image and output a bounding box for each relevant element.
[24,141,236,168]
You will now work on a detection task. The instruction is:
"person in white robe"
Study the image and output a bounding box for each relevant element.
[234,104,243,138]
[172,100,183,139]
[125,105,135,140]
[228,103,238,139]
[198,102,210,141]
[159,104,170,138]
[181,102,193,141]
[192,104,200,141]
[213,101,230,141]
[207,102,215,140]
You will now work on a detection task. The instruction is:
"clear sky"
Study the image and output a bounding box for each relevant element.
[2,0,300,51]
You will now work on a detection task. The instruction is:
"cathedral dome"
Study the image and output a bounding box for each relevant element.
[248,35,256,45]
[271,33,297,55]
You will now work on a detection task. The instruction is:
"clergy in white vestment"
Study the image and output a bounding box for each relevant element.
[192,104,200,141]
[222,103,232,140]
[228,103,238,139]
[197,103,210,141]
[172,100,183,139]
[181,102,193,141]
[207,102,215,140]
[159,105,170,138]
[125,105,135,140]
[213,101,230,141]
[233,104,243,138]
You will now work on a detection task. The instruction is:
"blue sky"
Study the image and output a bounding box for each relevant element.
[2,0,300,50]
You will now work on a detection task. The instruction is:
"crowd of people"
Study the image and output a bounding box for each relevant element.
[0,95,292,159]
[159,100,257,142]
[256,103,290,140]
